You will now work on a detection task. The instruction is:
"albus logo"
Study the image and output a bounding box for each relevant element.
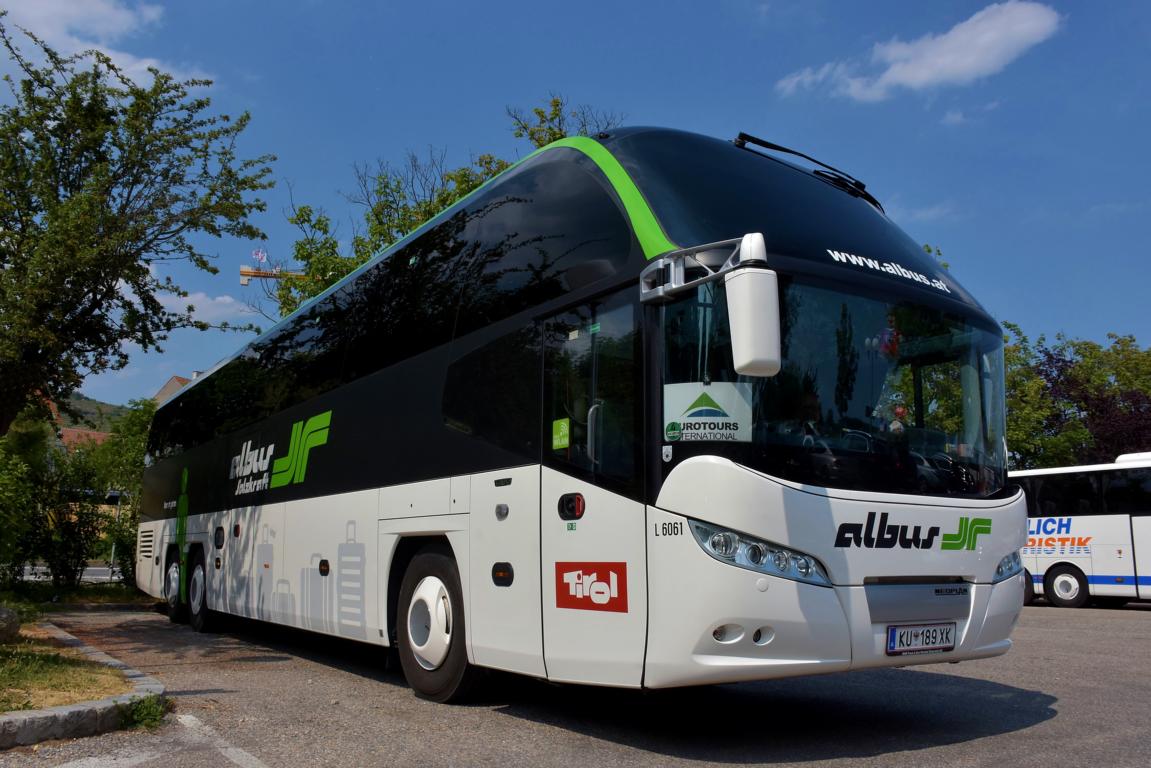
[555,562,628,612]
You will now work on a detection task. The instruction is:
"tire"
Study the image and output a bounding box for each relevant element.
[1044,564,1089,608]
[188,550,216,632]
[396,546,476,703]
[164,551,187,623]
[1023,569,1035,606]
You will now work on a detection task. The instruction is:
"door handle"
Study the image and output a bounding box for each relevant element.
[586,402,602,465]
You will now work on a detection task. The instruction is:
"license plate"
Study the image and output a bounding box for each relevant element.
[885,622,955,656]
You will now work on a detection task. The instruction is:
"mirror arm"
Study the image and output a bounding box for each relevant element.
[639,235,769,304]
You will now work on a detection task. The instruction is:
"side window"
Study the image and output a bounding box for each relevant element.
[443,325,540,460]
[542,290,642,497]
[1102,469,1151,515]
[1035,472,1102,517]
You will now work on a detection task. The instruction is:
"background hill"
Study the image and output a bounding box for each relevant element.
[63,394,130,431]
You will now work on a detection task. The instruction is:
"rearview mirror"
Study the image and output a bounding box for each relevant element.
[724,233,782,377]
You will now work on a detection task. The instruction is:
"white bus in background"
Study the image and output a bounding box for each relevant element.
[1012,453,1151,608]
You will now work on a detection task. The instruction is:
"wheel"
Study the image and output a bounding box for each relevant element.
[1023,569,1035,605]
[1044,564,1089,608]
[188,550,216,632]
[164,551,187,623]
[396,546,477,703]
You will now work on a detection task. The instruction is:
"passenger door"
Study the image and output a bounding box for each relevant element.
[539,290,648,686]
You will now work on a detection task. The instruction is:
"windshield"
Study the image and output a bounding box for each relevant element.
[661,276,1007,498]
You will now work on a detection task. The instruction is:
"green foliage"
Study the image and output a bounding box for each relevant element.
[0,400,155,588]
[0,17,274,436]
[117,694,173,729]
[89,399,155,584]
[267,94,621,318]
[0,441,35,584]
[35,446,106,589]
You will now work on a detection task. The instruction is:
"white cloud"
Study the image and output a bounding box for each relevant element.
[160,291,257,324]
[1,0,205,83]
[776,2,1061,102]
[941,109,966,126]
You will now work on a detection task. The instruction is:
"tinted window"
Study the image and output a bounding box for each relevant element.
[454,149,638,335]
[605,129,984,312]
[443,326,540,460]
[543,290,642,497]
[1102,468,1151,515]
[1025,473,1103,517]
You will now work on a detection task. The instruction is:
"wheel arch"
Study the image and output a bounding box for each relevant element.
[386,534,455,645]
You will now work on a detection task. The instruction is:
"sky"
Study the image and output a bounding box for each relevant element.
[2,0,1149,405]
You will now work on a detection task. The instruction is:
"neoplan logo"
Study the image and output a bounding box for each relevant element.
[835,512,991,551]
[270,410,332,489]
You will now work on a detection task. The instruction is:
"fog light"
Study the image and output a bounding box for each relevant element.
[710,532,738,558]
[746,543,766,565]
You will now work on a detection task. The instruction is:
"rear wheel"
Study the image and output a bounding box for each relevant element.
[1023,569,1035,605]
[188,550,216,632]
[164,551,187,623]
[1044,564,1089,608]
[396,547,477,703]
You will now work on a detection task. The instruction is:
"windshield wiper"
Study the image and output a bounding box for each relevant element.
[733,132,885,213]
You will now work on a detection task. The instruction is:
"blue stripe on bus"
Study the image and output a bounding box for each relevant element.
[1030,572,1151,586]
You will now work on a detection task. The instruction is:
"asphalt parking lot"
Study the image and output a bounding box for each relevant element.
[2,602,1148,768]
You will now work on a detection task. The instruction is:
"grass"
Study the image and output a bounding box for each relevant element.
[118,693,173,729]
[0,625,131,713]
[1,582,157,617]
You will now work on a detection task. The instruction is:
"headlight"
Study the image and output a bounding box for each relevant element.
[993,550,1023,583]
[689,520,832,587]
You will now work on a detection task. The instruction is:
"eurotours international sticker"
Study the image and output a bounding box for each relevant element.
[663,382,753,443]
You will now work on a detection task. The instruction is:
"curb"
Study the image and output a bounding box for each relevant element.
[0,622,166,750]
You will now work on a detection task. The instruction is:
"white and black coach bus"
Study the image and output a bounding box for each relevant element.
[1012,453,1151,608]
[138,128,1027,702]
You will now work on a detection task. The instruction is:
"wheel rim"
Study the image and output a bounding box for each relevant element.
[407,576,452,671]
[165,561,181,607]
[1052,573,1080,601]
[190,563,205,613]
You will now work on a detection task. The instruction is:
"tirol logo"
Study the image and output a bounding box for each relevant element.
[230,410,332,496]
[555,562,628,612]
[834,512,993,551]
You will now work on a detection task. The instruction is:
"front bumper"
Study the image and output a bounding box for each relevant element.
[643,506,1024,688]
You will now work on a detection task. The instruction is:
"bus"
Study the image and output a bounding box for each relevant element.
[137,127,1027,702]
[1012,453,1151,608]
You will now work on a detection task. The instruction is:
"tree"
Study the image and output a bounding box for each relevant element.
[90,399,155,584]
[260,94,622,318]
[1035,333,1151,465]
[1002,322,1086,469]
[0,17,274,436]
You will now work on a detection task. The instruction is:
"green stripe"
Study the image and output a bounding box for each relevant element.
[540,137,678,259]
[280,134,676,327]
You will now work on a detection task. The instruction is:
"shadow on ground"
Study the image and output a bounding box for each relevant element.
[56,608,1058,763]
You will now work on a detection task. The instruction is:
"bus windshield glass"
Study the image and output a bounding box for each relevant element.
[661,277,1007,497]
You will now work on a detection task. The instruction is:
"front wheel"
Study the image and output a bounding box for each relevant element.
[396,547,477,703]
[1023,569,1035,605]
[1045,564,1089,608]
